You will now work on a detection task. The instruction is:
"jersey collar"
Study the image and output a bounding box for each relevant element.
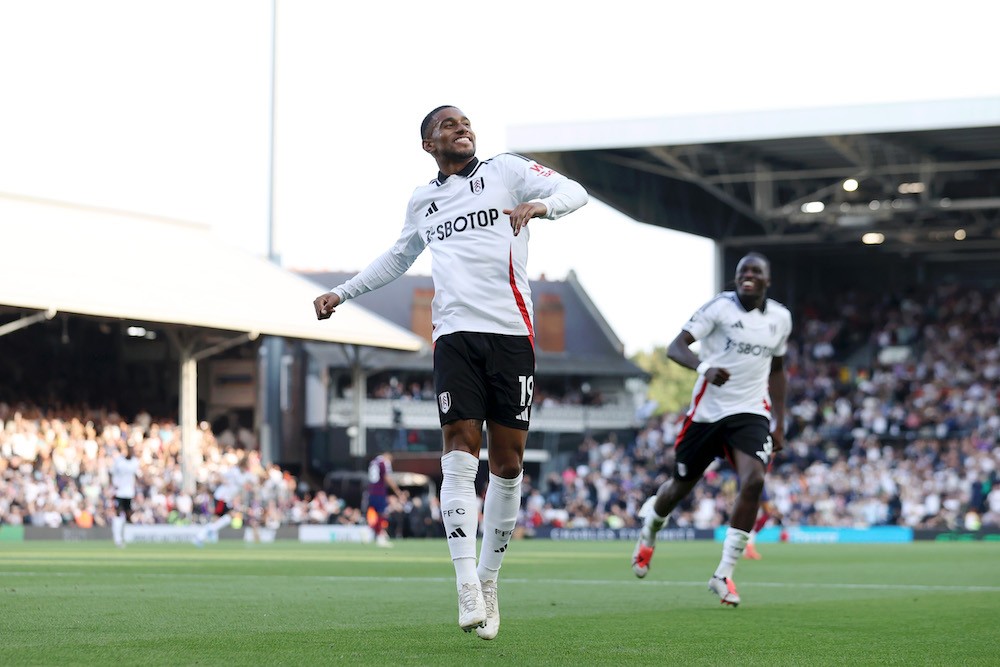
[436,157,480,183]
[732,292,767,313]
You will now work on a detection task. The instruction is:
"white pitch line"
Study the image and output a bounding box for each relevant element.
[2,571,998,593]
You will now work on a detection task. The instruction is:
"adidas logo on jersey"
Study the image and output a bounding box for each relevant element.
[731,321,744,328]
[425,201,439,217]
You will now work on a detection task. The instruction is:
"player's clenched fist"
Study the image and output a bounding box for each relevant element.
[313,292,341,320]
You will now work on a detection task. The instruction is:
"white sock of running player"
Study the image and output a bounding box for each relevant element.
[440,450,480,588]
[642,503,668,537]
[112,514,125,544]
[477,471,522,582]
[714,526,750,579]
[209,514,231,532]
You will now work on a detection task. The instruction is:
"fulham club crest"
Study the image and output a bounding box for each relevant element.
[438,391,452,414]
[470,177,485,195]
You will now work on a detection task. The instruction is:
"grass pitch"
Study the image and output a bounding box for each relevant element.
[1,539,997,666]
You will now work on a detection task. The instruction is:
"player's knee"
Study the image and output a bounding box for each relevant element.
[442,420,483,454]
[491,459,523,479]
[741,471,765,499]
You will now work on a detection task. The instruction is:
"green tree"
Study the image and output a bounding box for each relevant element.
[631,346,697,415]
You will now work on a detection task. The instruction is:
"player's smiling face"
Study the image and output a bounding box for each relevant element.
[735,256,770,302]
[424,107,476,161]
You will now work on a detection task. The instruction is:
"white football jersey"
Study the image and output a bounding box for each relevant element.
[332,154,587,341]
[111,454,140,499]
[214,466,250,503]
[682,292,792,423]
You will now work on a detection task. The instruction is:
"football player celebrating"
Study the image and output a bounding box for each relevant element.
[314,106,587,638]
[632,252,791,606]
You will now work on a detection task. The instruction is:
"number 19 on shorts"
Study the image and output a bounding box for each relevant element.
[519,375,533,407]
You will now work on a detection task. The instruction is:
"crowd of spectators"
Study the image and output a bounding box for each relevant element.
[516,284,1000,533]
[2,284,998,536]
[0,403,370,531]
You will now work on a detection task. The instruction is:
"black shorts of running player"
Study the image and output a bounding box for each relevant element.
[214,500,232,517]
[673,413,771,481]
[433,332,535,430]
[114,497,133,514]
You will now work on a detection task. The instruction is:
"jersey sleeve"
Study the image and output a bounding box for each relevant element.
[496,153,588,220]
[773,306,793,357]
[331,201,427,303]
[682,295,723,341]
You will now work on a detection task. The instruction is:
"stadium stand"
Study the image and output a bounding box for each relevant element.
[2,99,998,536]
[2,281,996,532]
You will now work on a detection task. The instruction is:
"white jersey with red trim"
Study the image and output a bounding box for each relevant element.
[682,292,792,423]
[331,153,587,341]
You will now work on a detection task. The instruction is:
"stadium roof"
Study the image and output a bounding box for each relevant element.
[0,194,425,352]
[508,96,1000,271]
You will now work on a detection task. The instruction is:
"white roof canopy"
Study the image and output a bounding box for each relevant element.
[508,96,1000,151]
[0,194,424,352]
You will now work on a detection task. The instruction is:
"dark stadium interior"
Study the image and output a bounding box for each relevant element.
[513,106,1000,298]
[0,310,257,431]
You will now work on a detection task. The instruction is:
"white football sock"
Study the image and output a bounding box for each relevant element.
[209,514,231,531]
[440,450,480,588]
[112,515,125,544]
[714,527,750,579]
[644,511,667,535]
[477,471,522,582]
[641,496,668,537]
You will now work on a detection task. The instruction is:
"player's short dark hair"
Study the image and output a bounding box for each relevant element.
[740,251,770,269]
[732,251,772,290]
[420,105,455,139]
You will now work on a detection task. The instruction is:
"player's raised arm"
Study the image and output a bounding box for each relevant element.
[312,223,425,321]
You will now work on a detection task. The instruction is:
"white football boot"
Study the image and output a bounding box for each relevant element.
[457,581,487,632]
[476,579,499,640]
[708,575,741,606]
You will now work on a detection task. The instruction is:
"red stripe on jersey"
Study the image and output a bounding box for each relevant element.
[673,376,710,449]
[508,247,534,347]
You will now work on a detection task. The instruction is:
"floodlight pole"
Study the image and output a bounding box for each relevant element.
[260,0,283,469]
[266,0,278,265]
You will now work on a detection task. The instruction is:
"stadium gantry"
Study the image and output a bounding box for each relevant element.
[508,96,1000,300]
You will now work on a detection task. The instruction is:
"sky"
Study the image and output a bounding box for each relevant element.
[2,1,999,354]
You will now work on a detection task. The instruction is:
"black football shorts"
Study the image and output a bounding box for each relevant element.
[672,413,772,480]
[433,332,535,430]
[114,497,133,513]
